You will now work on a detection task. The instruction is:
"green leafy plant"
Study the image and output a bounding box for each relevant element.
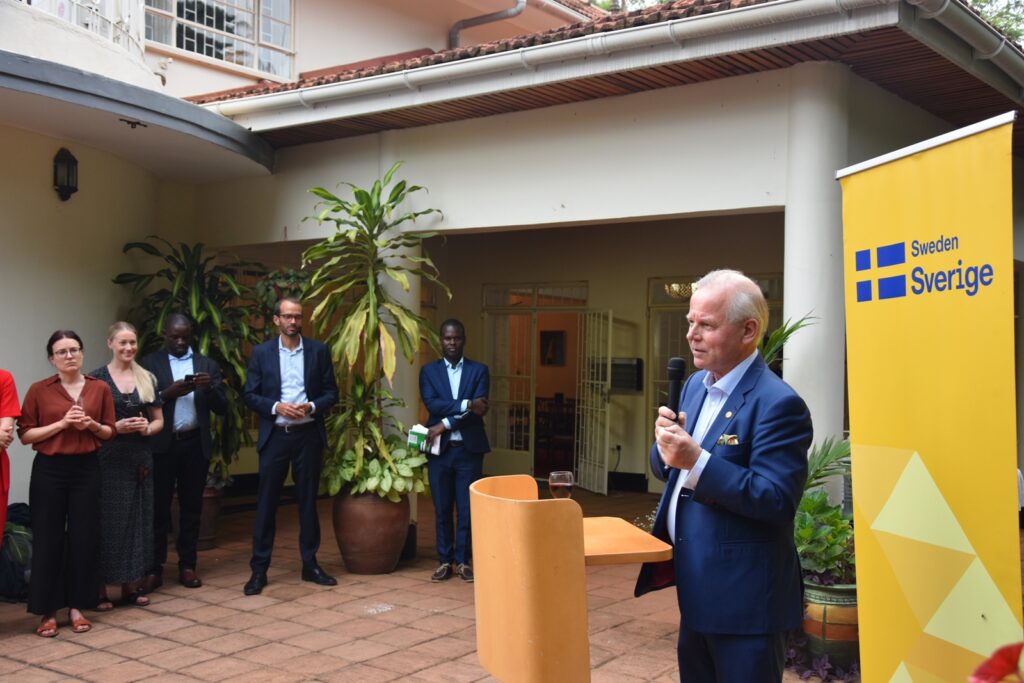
[805,436,851,493]
[795,488,855,585]
[759,313,816,369]
[112,236,264,486]
[302,161,450,499]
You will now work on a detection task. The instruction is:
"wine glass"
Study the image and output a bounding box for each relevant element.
[548,470,574,499]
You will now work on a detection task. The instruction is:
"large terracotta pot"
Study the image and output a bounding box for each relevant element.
[332,491,410,574]
[803,582,859,669]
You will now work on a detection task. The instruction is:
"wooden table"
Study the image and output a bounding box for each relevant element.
[582,516,672,566]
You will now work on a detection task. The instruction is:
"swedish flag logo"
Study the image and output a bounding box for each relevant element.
[856,242,907,302]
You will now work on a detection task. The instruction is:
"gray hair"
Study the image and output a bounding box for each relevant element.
[693,269,768,344]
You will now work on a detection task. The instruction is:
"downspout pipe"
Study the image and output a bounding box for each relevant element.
[449,0,527,49]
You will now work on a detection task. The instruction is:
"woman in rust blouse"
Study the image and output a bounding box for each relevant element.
[18,330,115,638]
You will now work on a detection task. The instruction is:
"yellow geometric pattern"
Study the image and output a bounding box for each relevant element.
[871,454,973,554]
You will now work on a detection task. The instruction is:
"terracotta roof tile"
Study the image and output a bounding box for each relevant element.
[188,0,773,105]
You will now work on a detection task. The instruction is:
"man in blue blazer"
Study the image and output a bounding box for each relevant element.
[242,298,338,595]
[635,270,812,682]
[419,319,490,583]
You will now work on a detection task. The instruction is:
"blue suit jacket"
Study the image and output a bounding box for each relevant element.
[635,354,812,635]
[243,337,338,452]
[419,357,490,455]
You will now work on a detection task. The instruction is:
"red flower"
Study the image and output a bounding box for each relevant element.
[970,642,1024,683]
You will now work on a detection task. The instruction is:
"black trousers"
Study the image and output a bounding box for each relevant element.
[152,432,207,572]
[28,452,101,615]
[250,426,322,572]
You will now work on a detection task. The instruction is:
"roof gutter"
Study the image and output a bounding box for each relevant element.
[204,0,1024,130]
[904,0,1024,99]
[532,0,592,23]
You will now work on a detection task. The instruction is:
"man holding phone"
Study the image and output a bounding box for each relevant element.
[141,314,226,591]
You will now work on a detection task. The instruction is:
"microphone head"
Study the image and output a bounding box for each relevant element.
[667,357,687,381]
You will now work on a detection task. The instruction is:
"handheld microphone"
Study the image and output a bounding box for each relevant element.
[665,357,687,415]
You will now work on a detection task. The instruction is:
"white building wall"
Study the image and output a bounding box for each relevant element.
[1,1,159,90]
[0,123,180,505]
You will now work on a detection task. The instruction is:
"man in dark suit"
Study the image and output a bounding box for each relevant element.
[419,319,490,583]
[635,270,812,682]
[141,313,227,590]
[242,298,338,595]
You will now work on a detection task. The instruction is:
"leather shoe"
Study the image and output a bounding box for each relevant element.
[431,563,453,582]
[140,571,163,594]
[301,565,337,586]
[244,571,268,595]
[179,568,202,588]
[456,563,474,583]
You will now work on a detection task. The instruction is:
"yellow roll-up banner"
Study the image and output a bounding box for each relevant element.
[839,112,1022,681]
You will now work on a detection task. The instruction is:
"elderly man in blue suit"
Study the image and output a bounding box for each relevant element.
[635,270,812,682]
[242,298,338,595]
[419,319,490,583]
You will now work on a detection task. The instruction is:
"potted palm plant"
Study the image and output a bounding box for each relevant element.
[795,436,858,672]
[113,237,264,545]
[302,161,448,574]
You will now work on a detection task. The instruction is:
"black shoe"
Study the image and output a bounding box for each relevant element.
[179,568,202,588]
[431,563,453,582]
[455,563,474,583]
[301,565,337,586]
[244,571,268,596]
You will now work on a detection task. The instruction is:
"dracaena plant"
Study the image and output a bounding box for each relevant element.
[112,236,264,486]
[302,161,449,500]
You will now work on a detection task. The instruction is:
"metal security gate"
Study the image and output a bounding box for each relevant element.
[483,311,534,459]
[575,309,612,494]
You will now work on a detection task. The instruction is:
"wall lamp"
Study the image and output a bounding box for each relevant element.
[53,148,78,201]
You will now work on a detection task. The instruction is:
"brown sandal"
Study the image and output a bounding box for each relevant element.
[35,617,58,638]
[70,613,92,633]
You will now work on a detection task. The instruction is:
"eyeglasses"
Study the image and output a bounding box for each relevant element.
[53,348,82,358]
[278,314,303,321]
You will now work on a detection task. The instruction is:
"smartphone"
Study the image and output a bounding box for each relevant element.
[184,374,195,383]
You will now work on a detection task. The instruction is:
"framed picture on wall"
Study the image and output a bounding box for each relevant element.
[540,330,565,366]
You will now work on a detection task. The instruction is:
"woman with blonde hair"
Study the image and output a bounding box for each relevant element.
[89,322,164,609]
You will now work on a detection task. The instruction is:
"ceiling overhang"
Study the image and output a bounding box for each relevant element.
[0,50,274,180]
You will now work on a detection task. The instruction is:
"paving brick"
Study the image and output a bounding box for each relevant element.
[79,659,164,683]
[179,655,261,681]
[142,644,220,670]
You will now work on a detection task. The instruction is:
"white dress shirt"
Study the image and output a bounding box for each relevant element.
[441,357,470,440]
[168,348,197,432]
[665,350,759,541]
[273,337,314,427]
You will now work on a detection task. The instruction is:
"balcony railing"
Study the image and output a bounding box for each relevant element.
[17,0,145,62]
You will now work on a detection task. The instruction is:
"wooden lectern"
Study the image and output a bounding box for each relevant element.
[470,474,591,683]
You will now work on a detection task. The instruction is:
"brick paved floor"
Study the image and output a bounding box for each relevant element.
[0,487,820,682]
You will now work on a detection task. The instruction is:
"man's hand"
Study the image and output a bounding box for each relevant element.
[427,423,446,441]
[192,372,212,391]
[469,397,489,417]
[275,402,309,420]
[163,378,195,400]
[654,406,702,470]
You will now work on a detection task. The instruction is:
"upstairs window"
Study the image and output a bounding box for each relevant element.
[145,0,293,78]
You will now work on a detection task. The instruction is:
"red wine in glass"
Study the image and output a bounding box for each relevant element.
[548,471,574,499]
[550,482,574,499]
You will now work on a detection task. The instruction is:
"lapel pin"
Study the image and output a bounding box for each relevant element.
[725,411,733,419]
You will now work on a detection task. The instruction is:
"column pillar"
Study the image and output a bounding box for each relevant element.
[783,61,850,445]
